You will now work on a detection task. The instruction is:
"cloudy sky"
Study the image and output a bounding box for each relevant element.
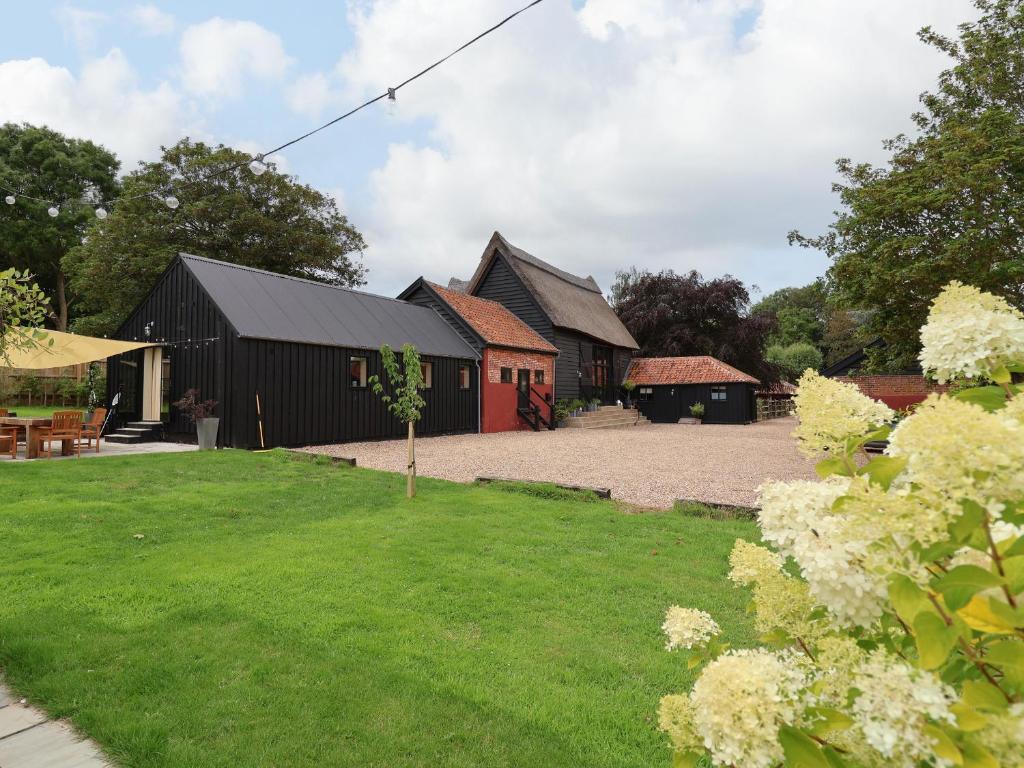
[1,0,976,299]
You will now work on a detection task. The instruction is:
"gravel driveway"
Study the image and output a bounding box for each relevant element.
[302,417,814,510]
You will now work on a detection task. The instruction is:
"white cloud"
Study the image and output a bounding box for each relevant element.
[129,4,176,36]
[286,72,335,119]
[179,18,293,100]
[53,5,107,52]
[334,0,977,298]
[0,52,194,170]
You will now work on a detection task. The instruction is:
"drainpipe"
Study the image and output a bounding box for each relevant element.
[476,358,482,433]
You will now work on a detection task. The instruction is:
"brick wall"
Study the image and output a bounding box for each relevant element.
[485,349,554,384]
[834,375,947,410]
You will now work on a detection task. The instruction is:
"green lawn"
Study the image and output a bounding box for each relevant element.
[0,404,64,417]
[0,450,756,767]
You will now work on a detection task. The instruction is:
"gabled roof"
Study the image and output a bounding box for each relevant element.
[425,281,557,355]
[179,254,479,359]
[626,356,760,386]
[466,232,639,350]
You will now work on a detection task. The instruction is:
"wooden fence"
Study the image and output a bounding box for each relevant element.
[1,362,107,407]
[757,396,794,421]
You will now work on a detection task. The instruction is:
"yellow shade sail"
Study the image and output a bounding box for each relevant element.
[2,329,157,369]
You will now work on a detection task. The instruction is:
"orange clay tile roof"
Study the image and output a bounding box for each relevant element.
[626,356,760,386]
[428,282,558,355]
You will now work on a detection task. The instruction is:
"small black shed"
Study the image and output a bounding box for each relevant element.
[626,356,759,424]
[108,253,480,448]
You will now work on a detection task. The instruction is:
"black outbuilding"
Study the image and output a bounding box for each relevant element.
[107,253,480,448]
[626,356,760,424]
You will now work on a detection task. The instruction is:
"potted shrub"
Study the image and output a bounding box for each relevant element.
[554,399,571,427]
[588,397,602,412]
[688,402,704,424]
[570,398,585,417]
[173,388,219,450]
[622,379,636,408]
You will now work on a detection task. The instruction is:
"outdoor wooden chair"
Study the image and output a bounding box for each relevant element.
[35,411,84,459]
[0,408,8,417]
[0,426,17,459]
[80,408,107,453]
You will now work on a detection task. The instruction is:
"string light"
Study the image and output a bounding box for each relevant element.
[386,87,397,116]
[0,0,547,214]
[47,206,59,218]
[4,194,14,205]
[248,155,267,177]
[95,207,108,220]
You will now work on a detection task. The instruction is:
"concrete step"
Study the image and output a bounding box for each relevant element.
[105,433,146,444]
[125,421,163,429]
[564,411,650,429]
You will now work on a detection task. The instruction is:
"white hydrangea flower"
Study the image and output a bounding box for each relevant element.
[919,281,1024,383]
[888,395,1024,518]
[662,606,720,650]
[985,703,1024,766]
[658,694,702,754]
[728,539,785,586]
[690,649,807,768]
[757,477,851,558]
[851,651,955,767]
[792,370,894,457]
[789,514,888,628]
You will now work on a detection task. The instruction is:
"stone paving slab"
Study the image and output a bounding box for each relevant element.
[0,684,113,767]
[0,721,112,768]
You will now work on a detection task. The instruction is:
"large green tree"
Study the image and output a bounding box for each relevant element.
[64,139,367,335]
[0,123,120,331]
[790,0,1024,370]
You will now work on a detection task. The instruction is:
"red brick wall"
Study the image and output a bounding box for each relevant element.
[482,348,555,432]
[834,375,947,410]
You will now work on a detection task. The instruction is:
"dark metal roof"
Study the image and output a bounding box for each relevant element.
[180,254,479,359]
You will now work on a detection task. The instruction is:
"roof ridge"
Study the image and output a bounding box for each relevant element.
[179,253,413,307]
[497,237,602,294]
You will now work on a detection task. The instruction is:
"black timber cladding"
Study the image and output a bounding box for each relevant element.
[109,254,479,449]
[635,383,757,424]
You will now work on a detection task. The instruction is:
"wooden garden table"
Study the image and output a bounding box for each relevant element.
[0,416,75,459]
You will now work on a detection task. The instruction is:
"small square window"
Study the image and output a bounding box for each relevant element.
[349,356,367,388]
[420,362,433,389]
[458,365,471,390]
[639,386,653,401]
[500,367,513,384]
[534,369,545,385]
[711,386,727,401]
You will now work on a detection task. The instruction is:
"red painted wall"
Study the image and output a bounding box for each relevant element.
[481,348,555,433]
[834,375,948,411]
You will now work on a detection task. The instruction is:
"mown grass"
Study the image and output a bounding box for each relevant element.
[0,450,756,767]
[0,404,62,417]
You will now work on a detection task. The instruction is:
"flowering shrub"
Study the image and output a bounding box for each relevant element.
[657,282,1024,767]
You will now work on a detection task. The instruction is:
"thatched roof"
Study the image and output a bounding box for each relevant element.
[467,232,639,350]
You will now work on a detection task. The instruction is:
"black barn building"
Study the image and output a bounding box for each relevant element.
[108,254,480,448]
[626,356,759,424]
[456,232,639,403]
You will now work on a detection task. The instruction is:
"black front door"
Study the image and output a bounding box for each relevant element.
[517,369,530,394]
[591,345,613,403]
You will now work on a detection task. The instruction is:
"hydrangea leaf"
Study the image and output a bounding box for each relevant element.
[984,641,1024,690]
[924,724,963,765]
[856,455,907,489]
[815,457,851,478]
[1000,555,1024,594]
[950,702,989,732]
[961,679,1009,713]
[806,707,854,736]
[952,385,1012,412]
[672,751,701,768]
[889,575,934,625]
[959,739,1000,768]
[951,501,986,544]
[913,612,960,669]
[934,566,1003,612]
[778,726,831,768]
[957,595,1018,634]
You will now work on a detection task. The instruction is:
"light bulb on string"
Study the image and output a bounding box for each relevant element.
[47,206,59,218]
[4,195,14,205]
[95,207,108,220]
[248,155,267,176]
[385,87,397,117]
[164,195,179,210]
